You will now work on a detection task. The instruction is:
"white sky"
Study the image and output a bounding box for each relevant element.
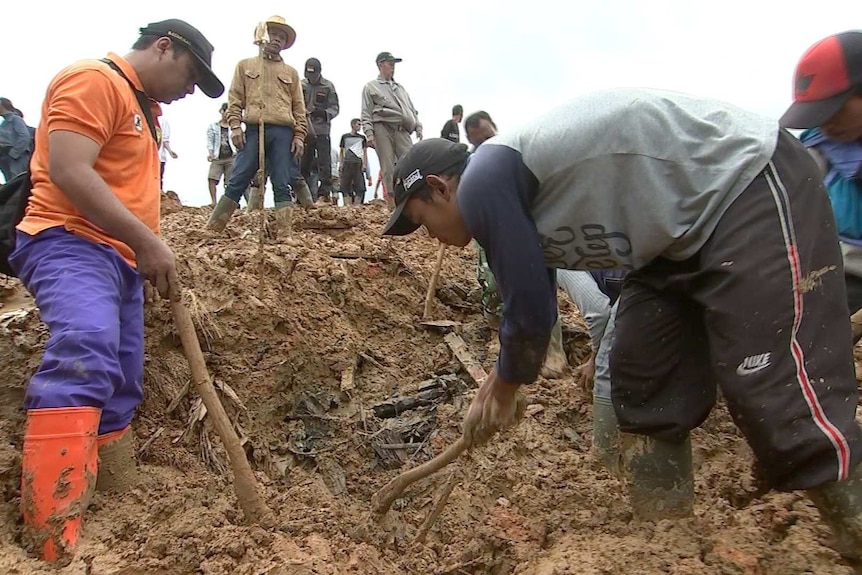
[2,1,855,206]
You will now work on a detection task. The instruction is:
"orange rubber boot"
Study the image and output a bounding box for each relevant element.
[21,406,100,562]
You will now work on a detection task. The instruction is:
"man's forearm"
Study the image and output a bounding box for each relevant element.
[54,165,157,252]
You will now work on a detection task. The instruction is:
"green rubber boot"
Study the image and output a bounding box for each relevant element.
[206,196,239,232]
[592,395,620,475]
[621,432,694,520]
[807,462,862,563]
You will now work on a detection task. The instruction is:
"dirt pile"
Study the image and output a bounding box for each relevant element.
[0,200,857,574]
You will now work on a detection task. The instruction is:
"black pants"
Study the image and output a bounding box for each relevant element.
[301,134,331,197]
[341,162,366,203]
[610,129,862,491]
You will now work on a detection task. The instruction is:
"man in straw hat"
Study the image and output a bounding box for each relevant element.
[206,15,308,231]
[9,18,223,562]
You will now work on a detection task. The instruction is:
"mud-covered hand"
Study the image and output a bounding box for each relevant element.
[291,136,305,159]
[574,352,596,393]
[230,127,245,150]
[462,368,526,448]
[134,234,180,302]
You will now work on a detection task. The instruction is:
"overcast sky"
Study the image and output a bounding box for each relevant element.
[2,1,854,206]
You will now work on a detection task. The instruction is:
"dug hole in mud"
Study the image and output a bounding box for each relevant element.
[0,195,858,574]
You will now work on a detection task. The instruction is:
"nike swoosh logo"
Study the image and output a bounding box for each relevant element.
[736,363,769,376]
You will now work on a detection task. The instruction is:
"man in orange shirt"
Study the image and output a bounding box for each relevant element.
[9,19,223,562]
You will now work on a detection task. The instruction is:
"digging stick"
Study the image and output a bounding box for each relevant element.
[371,436,466,515]
[423,243,446,319]
[170,299,273,526]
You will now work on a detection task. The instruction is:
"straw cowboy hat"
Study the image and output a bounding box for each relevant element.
[253,15,296,50]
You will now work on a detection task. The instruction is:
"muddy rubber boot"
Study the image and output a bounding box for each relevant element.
[247,185,264,210]
[206,196,239,232]
[22,407,100,562]
[293,179,315,209]
[592,395,620,475]
[621,432,694,520]
[275,203,294,238]
[807,462,862,564]
[95,425,136,493]
[540,316,568,379]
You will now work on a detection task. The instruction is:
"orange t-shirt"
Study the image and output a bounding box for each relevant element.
[18,52,162,267]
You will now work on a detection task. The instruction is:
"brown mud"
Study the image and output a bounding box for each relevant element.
[0,199,857,574]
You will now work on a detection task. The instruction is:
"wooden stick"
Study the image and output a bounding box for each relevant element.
[414,473,458,543]
[371,436,466,515]
[171,299,273,526]
[423,243,446,319]
[851,307,862,343]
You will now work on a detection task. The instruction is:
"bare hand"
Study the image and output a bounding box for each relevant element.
[231,128,245,150]
[462,368,526,448]
[574,353,596,393]
[169,150,178,159]
[143,280,155,304]
[416,130,423,142]
[367,135,375,149]
[291,137,304,158]
[134,235,180,302]
[207,153,214,162]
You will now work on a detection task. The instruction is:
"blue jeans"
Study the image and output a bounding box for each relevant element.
[224,124,296,205]
[10,228,144,435]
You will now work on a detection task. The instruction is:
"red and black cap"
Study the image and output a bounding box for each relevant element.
[780,31,862,129]
[382,139,470,236]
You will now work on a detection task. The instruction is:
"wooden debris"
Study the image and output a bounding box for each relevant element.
[166,380,191,414]
[419,320,461,330]
[330,252,393,262]
[371,375,459,419]
[444,333,488,386]
[341,356,359,392]
[423,244,446,319]
[414,473,458,544]
[137,426,165,456]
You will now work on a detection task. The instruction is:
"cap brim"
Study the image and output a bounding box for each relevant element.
[381,199,420,236]
[191,54,225,98]
[779,91,851,129]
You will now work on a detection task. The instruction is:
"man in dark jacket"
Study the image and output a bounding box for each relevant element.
[301,58,339,203]
[0,97,33,181]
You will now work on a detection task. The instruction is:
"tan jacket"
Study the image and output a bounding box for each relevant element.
[227,56,308,139]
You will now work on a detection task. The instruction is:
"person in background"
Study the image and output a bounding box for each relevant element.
[339,118,371,205]
[301,57,339,204]
[157,116,178,190]
[464,110,498,149]
[441,104,463,143]
[0,97,33,182]
[206,103,236,205]
[361,51,422,210]
[783,32,862,326]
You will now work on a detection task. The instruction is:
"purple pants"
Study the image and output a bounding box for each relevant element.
[10,228,144,435]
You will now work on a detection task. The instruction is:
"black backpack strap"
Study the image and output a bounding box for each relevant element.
[100,58,159,145]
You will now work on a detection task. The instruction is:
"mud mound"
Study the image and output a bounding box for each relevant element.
[0,202,856,574]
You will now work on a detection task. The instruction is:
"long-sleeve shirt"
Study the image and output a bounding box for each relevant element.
[360,76,422,137]
[457,88,778,383]
[0,112,33,159]
[301,77,339,136]
[226,56,307,139]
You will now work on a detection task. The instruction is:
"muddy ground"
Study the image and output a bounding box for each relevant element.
[0,198,857,574]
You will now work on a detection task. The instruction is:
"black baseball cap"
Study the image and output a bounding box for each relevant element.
[382,139,470,236]
[139,19,224,98]
[376,51,402,64]
[305,58,321,74]
[780,31,862,129]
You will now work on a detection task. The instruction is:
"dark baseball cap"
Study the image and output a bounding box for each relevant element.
[305,58,321,74]
[780,31,862,129]
[139,19,224,98]
[376,51,402,64]
[382,139,470,236]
